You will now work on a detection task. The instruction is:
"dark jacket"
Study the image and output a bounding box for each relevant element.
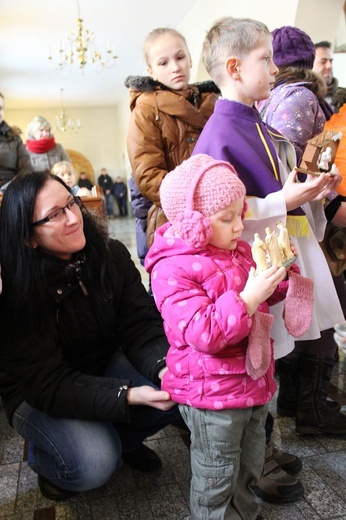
[98,173,113,194]
[128,175,152,265]
[125,76,219,247]
[78,177,93,190]
[0,121,31,186]
[113,180,127,199]
[0,239,169,424]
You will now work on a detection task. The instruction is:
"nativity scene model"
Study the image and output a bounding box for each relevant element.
[297,129,342,176]
[251,222,296,274]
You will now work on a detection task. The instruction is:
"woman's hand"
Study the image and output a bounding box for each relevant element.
[283,168,337,211]
[127,385,176,411]
[240,265,287,316]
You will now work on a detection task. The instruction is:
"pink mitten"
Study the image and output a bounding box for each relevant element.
[283,270,314,337]
[246,311,274,380]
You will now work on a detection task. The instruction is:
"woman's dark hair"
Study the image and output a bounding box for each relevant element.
[0,171,118,330]
[275,67,327,102]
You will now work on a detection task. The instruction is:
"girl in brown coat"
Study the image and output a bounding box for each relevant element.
[126,28,219,248]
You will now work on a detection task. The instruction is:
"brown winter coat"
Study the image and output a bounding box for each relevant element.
[126,76,219,247]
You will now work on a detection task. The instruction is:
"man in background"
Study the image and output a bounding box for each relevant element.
[98,167,114,217]
[313,41,341,114]
[113,176,128,217]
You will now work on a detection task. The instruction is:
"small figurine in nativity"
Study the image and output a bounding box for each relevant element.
[252,223,296,274]
[277,221,296,267]
[297,129,342,176]
[265,226,282,267]
[251,233,269,272]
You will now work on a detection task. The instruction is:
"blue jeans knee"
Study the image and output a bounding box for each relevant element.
[13,402,122,492]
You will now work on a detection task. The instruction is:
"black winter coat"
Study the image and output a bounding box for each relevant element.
[0,120,31,186]
[0,239,169,425]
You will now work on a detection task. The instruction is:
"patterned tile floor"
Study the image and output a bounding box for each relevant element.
[1,216,346,520]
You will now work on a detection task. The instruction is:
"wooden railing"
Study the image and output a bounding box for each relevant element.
[80,185,106,218]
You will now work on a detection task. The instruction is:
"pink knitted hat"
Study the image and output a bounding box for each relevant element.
[160,154,246,248]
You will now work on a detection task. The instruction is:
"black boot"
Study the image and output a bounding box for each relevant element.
[276,357,340,418]
[296,355,346,435]
[276,358,300,417]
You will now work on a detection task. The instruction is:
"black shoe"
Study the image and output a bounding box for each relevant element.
[38,475,77,501]
[122,444,162,472]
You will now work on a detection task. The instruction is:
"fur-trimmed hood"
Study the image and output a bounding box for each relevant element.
[125,75,220,95]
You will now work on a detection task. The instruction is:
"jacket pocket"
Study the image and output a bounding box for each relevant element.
[201,348,246,376]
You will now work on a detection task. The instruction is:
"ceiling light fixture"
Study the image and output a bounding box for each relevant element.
[48,0,117,73]
[55,89,81,132]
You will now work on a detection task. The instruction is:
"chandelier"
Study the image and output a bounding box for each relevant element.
[55,89,81,132]
[48,0,117,73]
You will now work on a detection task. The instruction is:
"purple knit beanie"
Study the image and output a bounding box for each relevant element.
[272,26,315,70]
[160,154,246,248]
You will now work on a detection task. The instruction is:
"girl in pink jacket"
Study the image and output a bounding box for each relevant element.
[145,153,311,520]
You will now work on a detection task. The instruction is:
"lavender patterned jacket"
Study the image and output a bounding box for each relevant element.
[258,82,326,163]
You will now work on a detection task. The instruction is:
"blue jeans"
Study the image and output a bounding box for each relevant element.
[104,193,114,216]
[180,403,267,520]
[12,350,180,492]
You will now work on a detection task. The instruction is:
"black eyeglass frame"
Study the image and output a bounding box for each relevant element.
[31,196,82,227]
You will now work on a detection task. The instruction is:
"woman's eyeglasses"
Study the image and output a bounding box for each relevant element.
[32,196,82,227]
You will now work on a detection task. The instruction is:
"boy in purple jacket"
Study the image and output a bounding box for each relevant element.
[193,16,345,504]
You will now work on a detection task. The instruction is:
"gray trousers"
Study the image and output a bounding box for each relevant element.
[179,403,267,520]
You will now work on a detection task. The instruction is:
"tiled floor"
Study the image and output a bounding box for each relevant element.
[2,216,346,520]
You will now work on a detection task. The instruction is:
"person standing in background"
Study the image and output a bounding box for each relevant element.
[113,176,128,217]
[259,25,346,321]
[259,27,326,164]
[98,167,114,217]
[25,116,70,172]
[0,92,31,189]
[259,24,346,423]
[313,41,340,116]
[126,27,219,250]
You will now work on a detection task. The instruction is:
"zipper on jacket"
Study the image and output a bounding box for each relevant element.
[78,279,89,296]
[117,385,128,398]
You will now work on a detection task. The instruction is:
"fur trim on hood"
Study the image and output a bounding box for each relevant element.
[125,75,220,94]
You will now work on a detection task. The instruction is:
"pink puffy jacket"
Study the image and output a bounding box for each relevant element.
[145,223,289,411]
